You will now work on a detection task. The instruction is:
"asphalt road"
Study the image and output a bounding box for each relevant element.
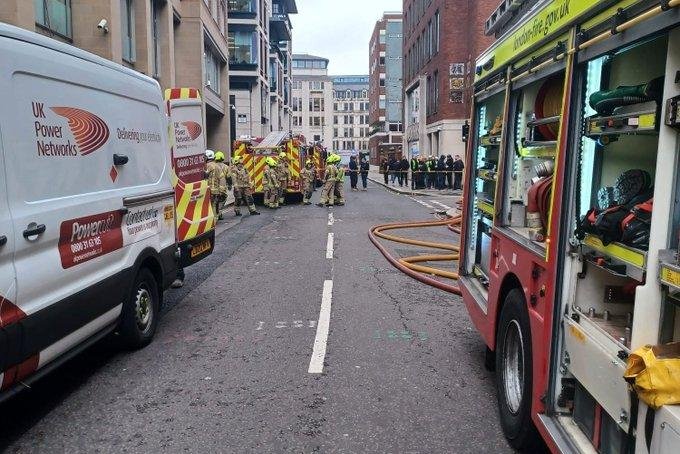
[0,182,514,453]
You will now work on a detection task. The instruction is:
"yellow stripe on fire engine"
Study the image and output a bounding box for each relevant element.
[253,157,266,192]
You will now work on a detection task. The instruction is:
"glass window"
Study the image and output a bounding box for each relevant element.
[121,0,135,62]
[379,29,386,44]
[228,0,255,13]
[228,30,257,65]
[204,44,221,94]
[151,0,161,77]
[34,0,72,38]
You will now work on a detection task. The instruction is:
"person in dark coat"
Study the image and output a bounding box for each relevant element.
[453,154,465,190]
[349,155,359,191]
[360,157,369,190]
[426,156,436,189]
[388,157,398,185]
[400,156,409,188]
[418,157,427,189]
[446,155,454,189]
[381,158,389,184]
[436,155,446,190]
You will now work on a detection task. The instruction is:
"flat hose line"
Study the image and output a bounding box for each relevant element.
[368,215,463,295]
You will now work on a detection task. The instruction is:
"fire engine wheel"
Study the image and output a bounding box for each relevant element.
[119,268,159,350]
[495,289,537,450]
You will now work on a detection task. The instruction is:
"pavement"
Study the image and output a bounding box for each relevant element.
[367,166,463,198]
[0,181,515,453]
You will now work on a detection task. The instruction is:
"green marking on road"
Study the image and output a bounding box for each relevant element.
[372,330,428,341]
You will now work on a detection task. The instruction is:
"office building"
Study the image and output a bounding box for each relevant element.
[368,12,403,165]
[331,76,370,153]
[290,54,333,145]
[228,0,297,140]
[402,0,496,158]
[2,0,232,152]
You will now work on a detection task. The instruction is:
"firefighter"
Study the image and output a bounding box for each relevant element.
[333,154,346,206]
[318,153,338,207]
[206,150,227,220]
[263,157,280,209]
[276,151,291,206]
[301,159,315,205]
[231,155,260,216]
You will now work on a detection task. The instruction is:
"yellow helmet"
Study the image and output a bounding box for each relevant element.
[266,157,277,167]
[215,151,225,162]
[232,155,242,165]
[305,159,313,168]
[279,152,287,159]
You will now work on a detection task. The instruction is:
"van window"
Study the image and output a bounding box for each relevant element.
[6,73,166,202]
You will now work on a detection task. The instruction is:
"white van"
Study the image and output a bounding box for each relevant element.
[0,23,177,398]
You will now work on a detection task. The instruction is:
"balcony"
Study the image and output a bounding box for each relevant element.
[270,14,292,41]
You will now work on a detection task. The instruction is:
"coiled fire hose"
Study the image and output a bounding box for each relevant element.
[369,214,463,295]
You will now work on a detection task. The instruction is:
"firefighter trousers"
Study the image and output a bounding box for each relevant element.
[264,186,279,208]
[277,181,288,205]
[319,181,335,205]
[334,180,345,204]
[211,193,226,219]
[234,188,256,214]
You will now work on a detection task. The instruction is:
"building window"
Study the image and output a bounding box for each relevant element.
[228,0,255,13]
[151,0,162,77]
[34,0,72,38]
[121,0,135,63]
[333,128,338,138]
[204,44,222,94]
[379,56,385,66]
[333,116,338,125]
[228,30,257,64]
[379,29,386,44]
[379,95,386,109]
[433,70,439,114]
[434,10,440,54]
[309,97,324,112]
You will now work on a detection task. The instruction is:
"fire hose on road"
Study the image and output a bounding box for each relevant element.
[368,215,463,295]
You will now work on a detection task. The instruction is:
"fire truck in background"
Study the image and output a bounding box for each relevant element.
[458,0,680,453]
[164,88,214,266]
[232,132,326,200]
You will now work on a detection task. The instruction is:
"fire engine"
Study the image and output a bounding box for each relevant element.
[232,132,326,200]
[459,1,680,452]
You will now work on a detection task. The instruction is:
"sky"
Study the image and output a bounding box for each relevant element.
[290,0,403,76]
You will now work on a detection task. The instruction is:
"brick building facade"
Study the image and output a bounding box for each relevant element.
[402,0,496,159]
[368,12,403,165]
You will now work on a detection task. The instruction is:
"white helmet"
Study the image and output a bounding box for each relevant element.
[205,149,215,161]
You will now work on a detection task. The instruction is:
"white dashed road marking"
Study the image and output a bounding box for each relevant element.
[308,280,334,374]
[326,233,334,259]
[328,213,334,226]
[431,200,452,210]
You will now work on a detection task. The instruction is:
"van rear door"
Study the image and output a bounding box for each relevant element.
[0,124,22,389]
[165,88,214,267]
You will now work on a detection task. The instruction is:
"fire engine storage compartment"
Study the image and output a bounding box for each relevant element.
[465,89,505,287]
[501,67,565,255]
[557,35,668,447]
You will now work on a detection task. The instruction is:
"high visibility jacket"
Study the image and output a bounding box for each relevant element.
[410,158,418,171]
[336,167,345,182]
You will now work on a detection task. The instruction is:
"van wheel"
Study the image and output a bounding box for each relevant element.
[495,289,537,450]
[119,268,159,349]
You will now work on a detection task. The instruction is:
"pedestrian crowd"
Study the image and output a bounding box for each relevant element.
[379,155,464,191]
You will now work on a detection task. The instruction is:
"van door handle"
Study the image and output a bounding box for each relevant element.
[0,235,6,247]
[23,223,46,239]
[113,154,129,166]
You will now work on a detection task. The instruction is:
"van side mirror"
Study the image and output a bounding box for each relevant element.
[113,154,129,166]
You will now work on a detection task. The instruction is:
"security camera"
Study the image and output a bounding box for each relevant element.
[97,19,108,33]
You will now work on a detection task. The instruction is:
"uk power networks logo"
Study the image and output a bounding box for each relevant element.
[51,107,110,155]
[181,121,202,140]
